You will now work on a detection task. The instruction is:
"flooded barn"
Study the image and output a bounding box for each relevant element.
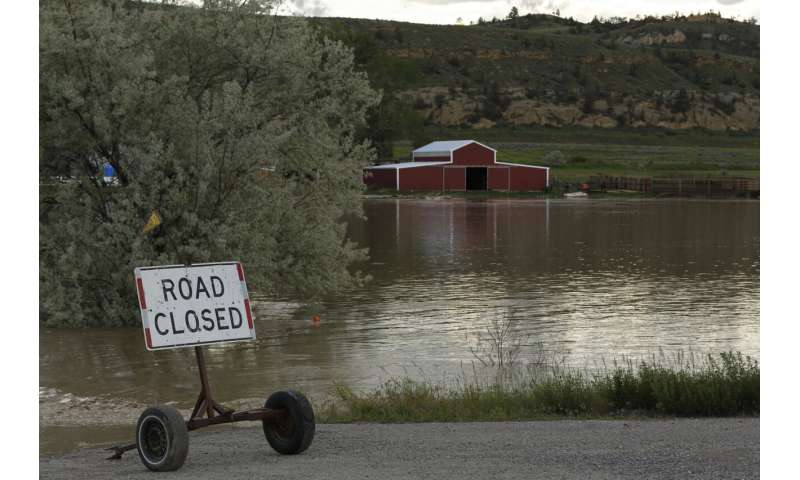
[363,140,549,192]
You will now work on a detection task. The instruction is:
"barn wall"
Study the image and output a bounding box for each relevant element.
[413,155,449,163]
[452,142,494,166]
[509,166,548,191]
[399,166,445,191]
[363,168,396,189]
[487,166,510,190]
[444,166,465,191]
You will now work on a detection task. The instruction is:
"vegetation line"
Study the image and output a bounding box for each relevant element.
[318,352,759,422]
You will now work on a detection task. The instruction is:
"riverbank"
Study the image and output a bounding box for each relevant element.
[39,352,759,455]
[320,352,759,423]
[363,190,759,200]
[40,419,759,479]
[363,180,759,199]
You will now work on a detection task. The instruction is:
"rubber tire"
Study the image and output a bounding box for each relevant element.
[262,390,315,455]
[135,405,189,471]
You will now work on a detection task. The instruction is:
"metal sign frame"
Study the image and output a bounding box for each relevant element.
[107,262,291,462]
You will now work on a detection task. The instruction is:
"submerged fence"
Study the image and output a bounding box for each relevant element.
[588,176,760,197]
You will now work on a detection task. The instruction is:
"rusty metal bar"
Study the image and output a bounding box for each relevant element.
[186,407,287,431]
[195,346,214,419]
[106,443,137,460]
[189,346,234,423]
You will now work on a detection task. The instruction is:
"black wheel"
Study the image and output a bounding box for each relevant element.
[135,405,189,471]
[262,390,315,455]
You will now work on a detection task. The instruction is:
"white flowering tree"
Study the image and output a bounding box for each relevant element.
[39,0,380,326]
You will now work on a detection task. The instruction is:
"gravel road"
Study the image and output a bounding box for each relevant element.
[40,419,759,479]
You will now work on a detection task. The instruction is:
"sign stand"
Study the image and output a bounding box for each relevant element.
[187,346,233,426]
[106,262,316,471]
[107,342,313,467]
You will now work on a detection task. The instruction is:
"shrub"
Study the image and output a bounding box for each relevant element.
[713,96,737,115]
[414,97,431,109]
[669,89,692,114]
[543,150,566,165]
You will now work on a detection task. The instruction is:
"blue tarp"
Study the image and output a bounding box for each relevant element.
[103,163,117,177]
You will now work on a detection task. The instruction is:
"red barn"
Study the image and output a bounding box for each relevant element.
[363,140,549,192]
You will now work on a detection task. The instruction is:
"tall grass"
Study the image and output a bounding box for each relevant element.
[319,352,759,423]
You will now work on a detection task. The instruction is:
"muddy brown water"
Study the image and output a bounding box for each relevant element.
[40,198,759,454]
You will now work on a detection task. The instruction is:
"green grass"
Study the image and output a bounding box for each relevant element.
[419,126,760,149]
[318,352,759,422]
[388,128,759,183]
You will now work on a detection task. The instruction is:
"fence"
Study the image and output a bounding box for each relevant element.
[587,176,759,198]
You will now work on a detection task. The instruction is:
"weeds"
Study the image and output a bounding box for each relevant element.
[318,352,759,423]
[468,316,527,369]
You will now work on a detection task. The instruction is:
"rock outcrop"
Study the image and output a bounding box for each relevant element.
[618,30,688,46]
[402,87,759,131]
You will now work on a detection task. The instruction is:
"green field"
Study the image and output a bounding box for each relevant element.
[389,127,759,183]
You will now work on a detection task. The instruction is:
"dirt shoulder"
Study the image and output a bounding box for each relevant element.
[40,418,758,479]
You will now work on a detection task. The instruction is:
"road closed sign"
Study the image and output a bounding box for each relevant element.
[134,262,256,350]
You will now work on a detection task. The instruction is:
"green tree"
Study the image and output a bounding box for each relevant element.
[669,89,691,113]
[507,7,519,20]
[39,0,380,327]
[362,93,424,160]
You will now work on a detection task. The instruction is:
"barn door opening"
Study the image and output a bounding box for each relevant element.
[466,167,487,190]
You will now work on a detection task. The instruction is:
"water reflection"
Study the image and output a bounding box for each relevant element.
[40,198,759,453]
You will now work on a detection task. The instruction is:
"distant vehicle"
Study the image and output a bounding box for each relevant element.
[564,191,588,198]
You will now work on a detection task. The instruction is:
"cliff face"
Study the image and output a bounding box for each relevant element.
[316,14,759,133]
[404,87,759,131]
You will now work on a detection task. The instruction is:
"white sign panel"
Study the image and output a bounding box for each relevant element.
[134,262,256,350]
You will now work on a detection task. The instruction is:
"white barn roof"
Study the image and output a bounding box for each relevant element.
[412,140,497,156]
[365,161,449,170]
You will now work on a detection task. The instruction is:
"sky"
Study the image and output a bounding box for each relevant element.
[285,0,759,25]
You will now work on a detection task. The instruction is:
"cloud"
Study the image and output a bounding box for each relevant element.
[291,0,329,17]
[409,0,568,9]
[410,0,571,15]
[519,0,569,14]
[408,1,497,4]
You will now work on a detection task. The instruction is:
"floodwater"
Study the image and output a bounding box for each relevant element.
[40,198,759,454]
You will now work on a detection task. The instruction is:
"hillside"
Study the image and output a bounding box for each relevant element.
[312,12,759,156]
